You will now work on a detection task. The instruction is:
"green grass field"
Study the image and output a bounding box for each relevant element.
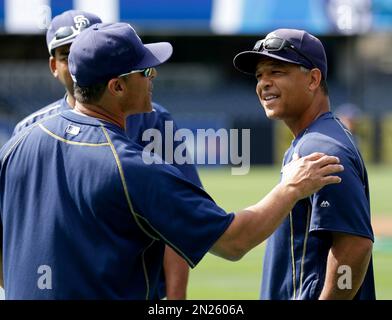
[187,165,392,300]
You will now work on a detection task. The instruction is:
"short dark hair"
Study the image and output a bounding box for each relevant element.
[74,82,107,104]
[300,66,328,96]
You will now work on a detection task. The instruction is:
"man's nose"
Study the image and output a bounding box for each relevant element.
[256,76,272,94]
[258,75,273,90]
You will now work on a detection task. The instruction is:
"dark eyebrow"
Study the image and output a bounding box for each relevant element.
[267,62,290,68]
[256,61,289,73]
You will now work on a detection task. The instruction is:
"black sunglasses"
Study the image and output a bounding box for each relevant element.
[54,25,87,41]
[49,25,89,53]
[253,37,316,70]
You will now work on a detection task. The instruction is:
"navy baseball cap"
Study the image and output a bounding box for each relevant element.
[46,10,102,55]
[233,29,328,79]
[68,22,173,86]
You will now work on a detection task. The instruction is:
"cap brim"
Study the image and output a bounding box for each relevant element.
[233,50,302,75]
[48,37,76,54]
[133,42,173,69]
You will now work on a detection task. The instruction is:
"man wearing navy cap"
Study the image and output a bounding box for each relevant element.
[0,23,343,299]
[12,10,199,300]
[234,29,375,300]
[13,10,102,129]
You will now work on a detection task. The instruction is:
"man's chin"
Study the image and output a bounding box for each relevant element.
[264,110,281,120]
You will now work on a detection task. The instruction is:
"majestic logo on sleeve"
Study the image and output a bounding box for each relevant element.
[74,15,90,31]
[320,200,331,208]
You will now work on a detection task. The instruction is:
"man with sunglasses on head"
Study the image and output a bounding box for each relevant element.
[11,10,200,300]
[234,29,375,300]
[0,22,344,299]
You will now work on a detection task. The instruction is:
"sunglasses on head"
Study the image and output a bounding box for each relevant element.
[54,26,85,40]
[253,37,316,70]
[118,68,154,78]
[49,25,88,53]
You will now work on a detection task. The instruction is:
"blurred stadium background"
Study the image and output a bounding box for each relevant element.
[0,0,391,300]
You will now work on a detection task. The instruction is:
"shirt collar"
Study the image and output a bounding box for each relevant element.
[293,111,332,144]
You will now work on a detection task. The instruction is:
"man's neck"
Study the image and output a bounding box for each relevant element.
[74,101,126,129]
[285,96,330,137]
[66,93,76,108]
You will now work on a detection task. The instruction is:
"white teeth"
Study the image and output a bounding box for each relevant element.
[264,95,277,101]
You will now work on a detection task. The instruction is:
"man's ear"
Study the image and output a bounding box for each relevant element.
[49,56,58,78]
[107,78,125,97]
[308,68,322,92]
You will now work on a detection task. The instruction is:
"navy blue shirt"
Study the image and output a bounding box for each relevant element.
[261,112,375,300]
[12,97,202,299]
[12,98,67,135]
[14,98,202,187]
[0,110,233,299]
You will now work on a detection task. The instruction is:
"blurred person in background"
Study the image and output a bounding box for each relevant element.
[11,10,201,300]
[335,102,363,140]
